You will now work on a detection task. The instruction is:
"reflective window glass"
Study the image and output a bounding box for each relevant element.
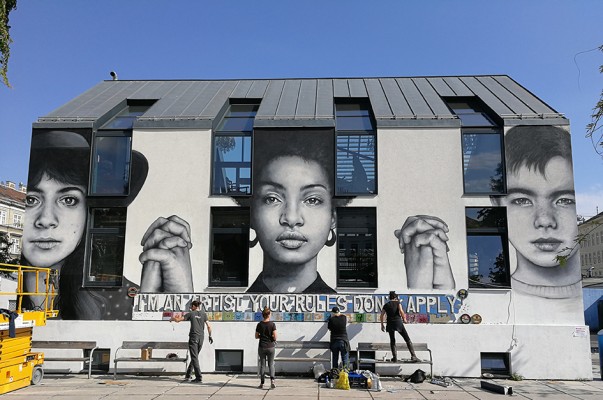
[463,132,504,194]
[466,207,510,289]
[90,135,132,195]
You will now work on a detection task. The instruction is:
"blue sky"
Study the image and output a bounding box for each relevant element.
[1,0,602,217]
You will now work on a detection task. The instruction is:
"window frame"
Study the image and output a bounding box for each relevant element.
[334,100,377,196]
[336,207,378,289]
[214,349,243,372]
[89,130,133,197]
[83,207,127,287]
[461,127,506,195]
[445,98,505,196]
[465,207,511,290]
[211,102,259,197]
[209,207,250,288]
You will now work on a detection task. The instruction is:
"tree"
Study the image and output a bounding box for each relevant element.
[586,45,603,157]
[0,232,16,264]
[0,0,17,88]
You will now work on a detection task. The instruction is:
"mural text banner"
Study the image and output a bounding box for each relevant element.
[132,293,460,323]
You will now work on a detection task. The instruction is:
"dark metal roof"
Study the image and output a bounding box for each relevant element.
[35,76,566,129]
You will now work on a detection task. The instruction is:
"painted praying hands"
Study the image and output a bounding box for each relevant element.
[394,215,456,290]
[139,215,194,293]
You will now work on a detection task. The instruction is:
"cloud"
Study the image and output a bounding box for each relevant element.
[576,184,603,219]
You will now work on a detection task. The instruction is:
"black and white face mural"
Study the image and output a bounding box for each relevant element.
[247,130,337,294]
[23,129,150,320]
[492,125,580,299]
[22,130,91,318]
[24,125,579,322]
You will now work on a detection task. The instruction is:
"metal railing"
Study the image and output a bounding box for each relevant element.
[0,263,58,318]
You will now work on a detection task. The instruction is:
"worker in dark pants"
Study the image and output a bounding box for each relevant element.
[327,306,349,370]
[171,300,213,382]
[380,291,418,362]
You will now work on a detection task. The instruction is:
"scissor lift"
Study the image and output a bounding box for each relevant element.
[0,263,58,394]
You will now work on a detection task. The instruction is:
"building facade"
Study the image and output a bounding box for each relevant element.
[579,212,603,278]
[25,76,590,379]
[0,181,26,261]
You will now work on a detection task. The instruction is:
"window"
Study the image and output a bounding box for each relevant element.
[101,101,155,130]
[337,208,377,288]
[212,103,258,195]
[446,99,504,195]
[481,352,510,376]
[90,133,132,195]
[91,100,154,196]
[210,208,249,287]
[215,349,243,372]
[9,237,19,254]
[85,208,127,286]
[466,207,510,289]
[13,213,22,228]
[335,101,376,195]
[0,210,6,225]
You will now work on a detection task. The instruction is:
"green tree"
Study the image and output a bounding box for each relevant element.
[0,0,17,88]
[586,45,603,157]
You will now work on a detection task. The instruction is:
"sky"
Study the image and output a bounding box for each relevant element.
[1,0,602,218]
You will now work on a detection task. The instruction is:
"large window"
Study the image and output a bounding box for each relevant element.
[210,208,249,287]
[446,99,504,195]
[466,207,510,289]
[90,133,132,195]
[335,101,376,195]
[337,207,377,288]
[85,208,127,286]
[212,103,258,195]
[90,100,154,196]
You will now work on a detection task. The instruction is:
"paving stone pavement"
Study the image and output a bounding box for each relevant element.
[2,372,603,400]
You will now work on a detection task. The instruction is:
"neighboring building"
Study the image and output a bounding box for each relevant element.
[579,212,603,278]
[24,76,590,379]
[0,181,26,261]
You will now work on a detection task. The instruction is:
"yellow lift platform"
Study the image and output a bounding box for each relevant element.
[0,263,58,394]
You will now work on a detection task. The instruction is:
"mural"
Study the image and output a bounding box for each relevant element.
[248,130,337,293]
[394,215,456,290]
[492,126,581,299]
[23,125,580,322]
[22,129,148,320]
[132,293,461,323]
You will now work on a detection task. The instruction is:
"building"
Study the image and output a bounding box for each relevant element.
[0,181,26,261]
[579,212,603,278]
[24,76,590,379]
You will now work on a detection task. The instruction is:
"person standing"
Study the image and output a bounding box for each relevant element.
[171,300,212,383]
[380,291,418,362]
[327,306,349,370]
[255,307,277,389]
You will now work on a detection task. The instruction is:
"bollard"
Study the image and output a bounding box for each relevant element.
[598,329,603,380]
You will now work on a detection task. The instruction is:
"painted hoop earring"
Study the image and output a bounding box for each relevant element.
[325,229,336,247]
[249,229,259,248]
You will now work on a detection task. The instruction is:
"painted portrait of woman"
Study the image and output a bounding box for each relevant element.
[247,130,338,293]
[21,130,148,319]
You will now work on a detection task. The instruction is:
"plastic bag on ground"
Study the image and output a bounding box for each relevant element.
[335,370,350,390]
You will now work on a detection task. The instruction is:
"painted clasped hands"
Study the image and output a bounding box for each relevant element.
[394,215,455,289]
[140,215,194,292]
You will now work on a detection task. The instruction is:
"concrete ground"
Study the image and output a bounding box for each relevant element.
[2,372,603,400]
[2,337,601,400]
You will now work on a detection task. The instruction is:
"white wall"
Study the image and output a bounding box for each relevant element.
[32,319,592,379]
